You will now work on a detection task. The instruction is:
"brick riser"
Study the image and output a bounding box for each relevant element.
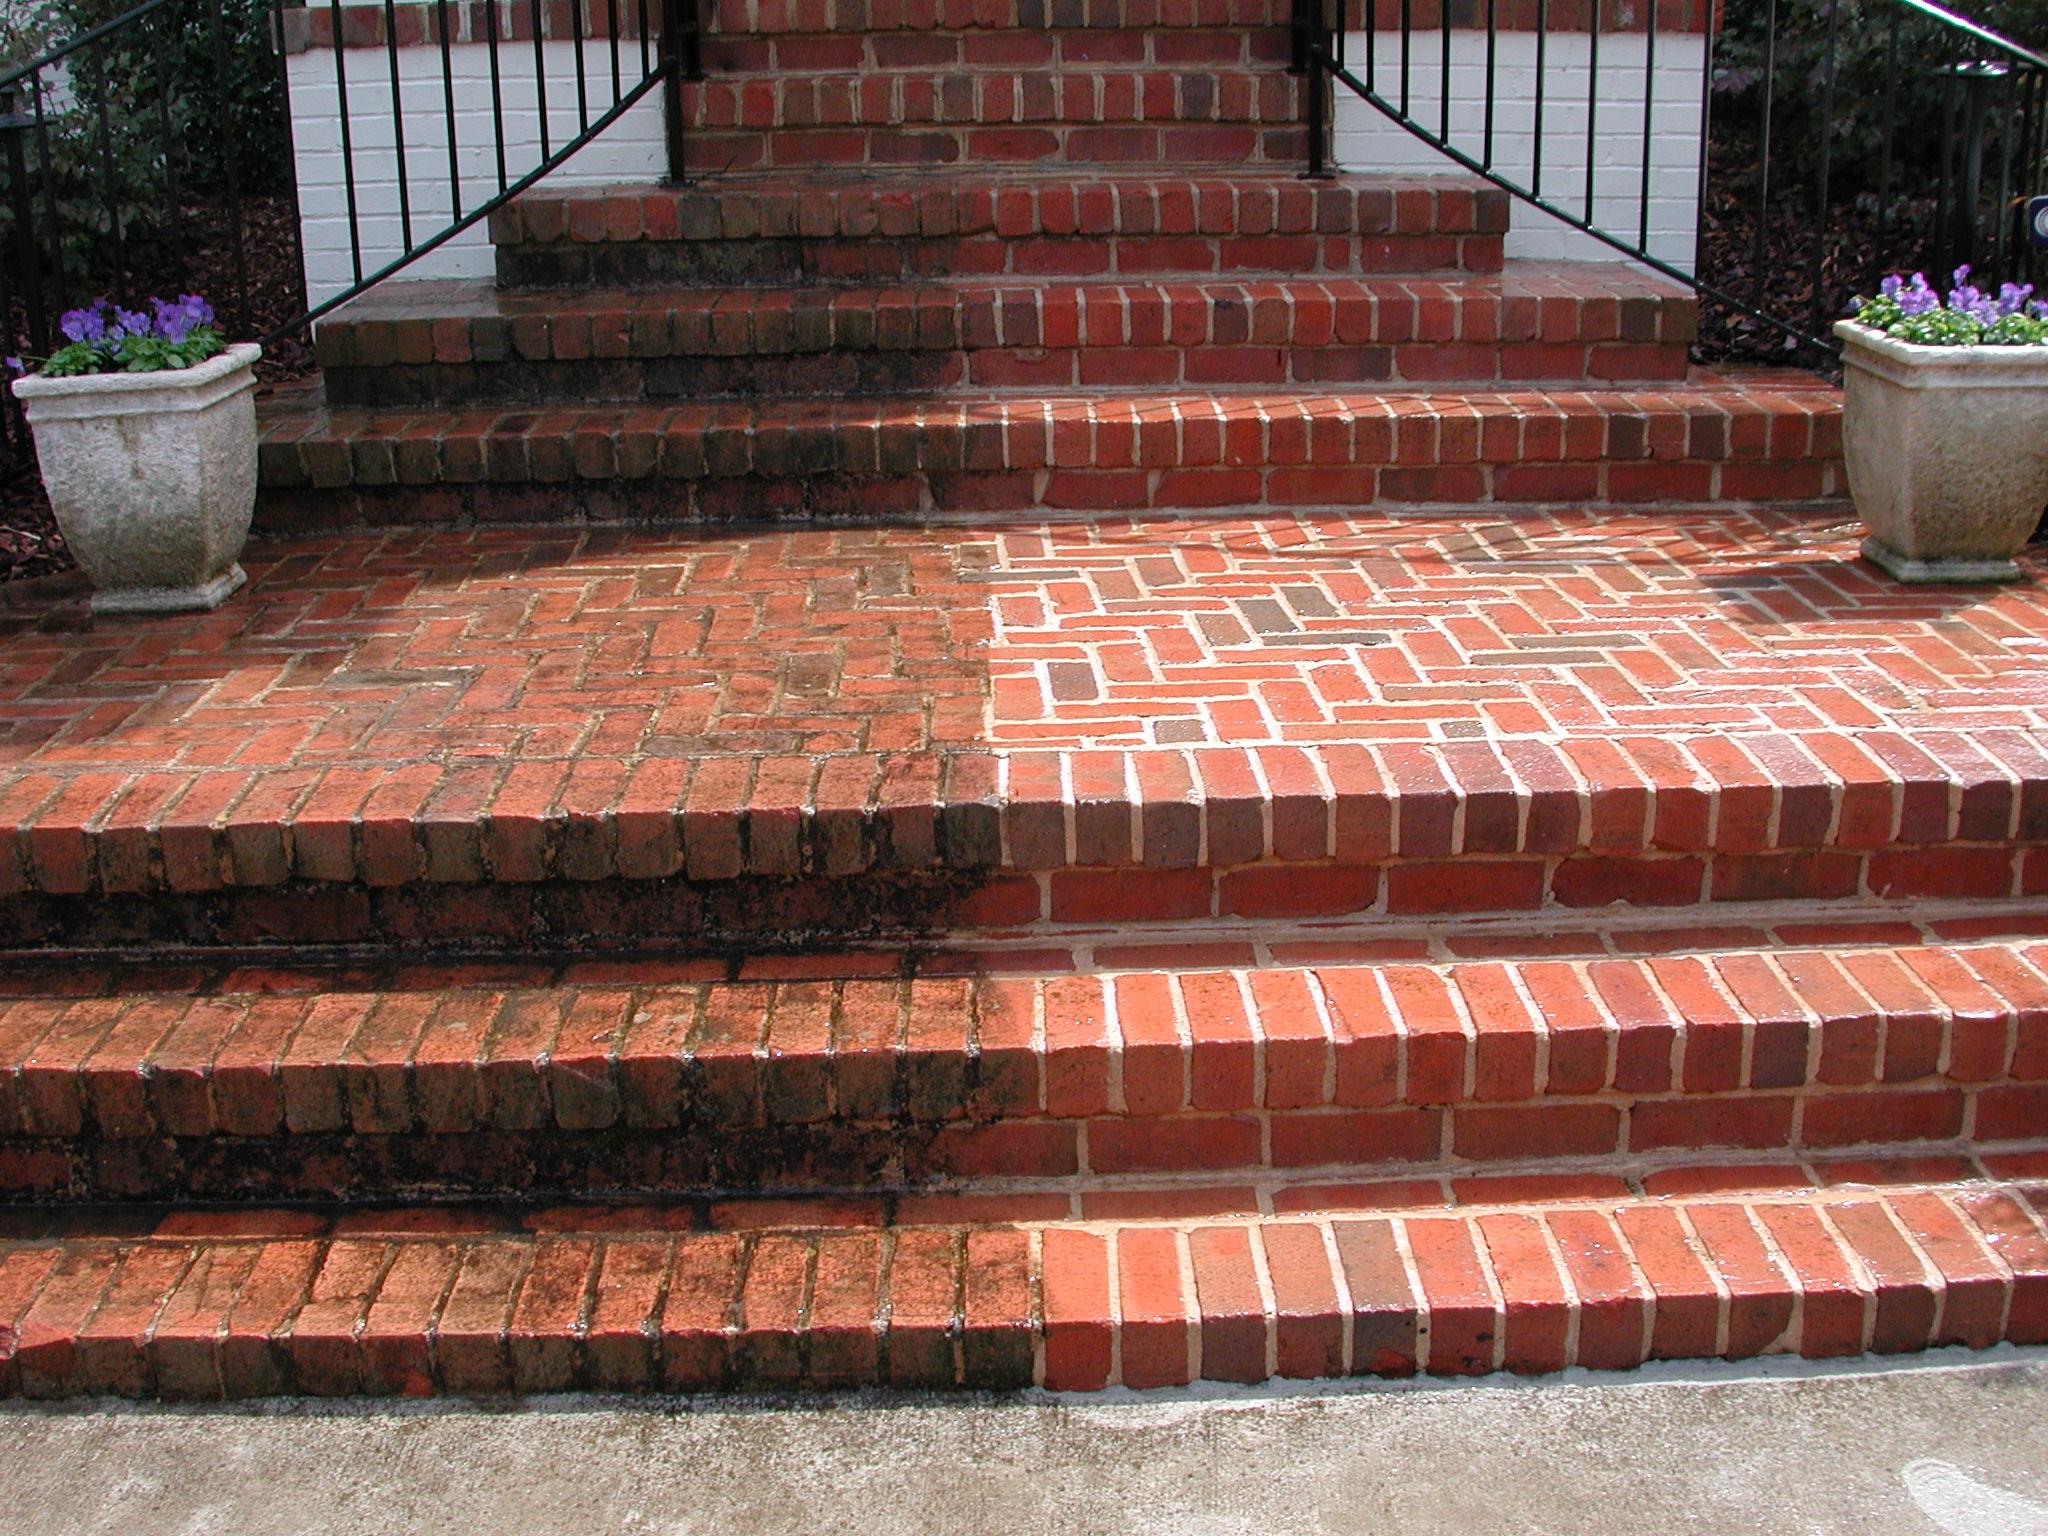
[256,462,1845,531]
[254,382,1846,523]
[0,838,2038,954]
[498,231,1505,289]
[674,70,1309,173]
[2,1171,2044,1398]
[700,24,1294,69]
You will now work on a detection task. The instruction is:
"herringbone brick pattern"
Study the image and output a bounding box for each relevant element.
[982,507,2048,746]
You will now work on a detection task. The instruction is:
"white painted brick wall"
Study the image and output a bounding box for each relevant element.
[1333,30,1707,270]
[289,39,665,305]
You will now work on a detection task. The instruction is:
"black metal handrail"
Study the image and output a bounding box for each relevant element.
[1294,0,2048,361]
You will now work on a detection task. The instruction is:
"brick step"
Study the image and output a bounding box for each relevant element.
[2,931,2045,1201]
[314,268,1697,409]
[4,711,2036,951]
[4,1161,2044,1396]
[253,376,1844,526]
[676,69,1307,172]
[489,174,1508,288]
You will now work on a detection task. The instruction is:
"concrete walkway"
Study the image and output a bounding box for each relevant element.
[5,1348,2046,1535]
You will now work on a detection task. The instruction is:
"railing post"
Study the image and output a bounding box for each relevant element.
[1300,0,1332,178]
[660,0,702,183]
[1949,61,2005,275]
[0,84,46,359]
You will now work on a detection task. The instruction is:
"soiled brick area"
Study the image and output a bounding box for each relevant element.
[0,524,993,764]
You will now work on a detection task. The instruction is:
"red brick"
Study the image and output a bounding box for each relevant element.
[1827,1201,1938,1354]
[1752,1203,1866,1358]
[1615,1205,1720,1360]
[1546,1209,1647,1370]
[1404,1216,1498,1375]
[1952,1188,2048,1346]
[507,1236,596,1392]
[1261,1222,1346,1379]
[806,1232,884,1388]
[1331,1218,1418,1376]
[1188,1225,1266,1383]
[962,1227,1035,1389]
[659,1233,743,1390]
[1476,1212,1570,1374]
[1042,1228,1113,1391]
[884,1228,959,1389]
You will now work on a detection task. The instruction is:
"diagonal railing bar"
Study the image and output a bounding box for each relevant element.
[274,68,668,341]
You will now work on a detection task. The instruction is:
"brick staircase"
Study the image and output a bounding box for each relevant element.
[4,3,2046,1401]
[257,8,1842,531]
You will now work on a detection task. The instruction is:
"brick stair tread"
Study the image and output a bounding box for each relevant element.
[7,504,2036,957]
[4,1159,2045,1396]
[490,170,1510,245]
[2,931,2044,1165]
[315,265,1697,366]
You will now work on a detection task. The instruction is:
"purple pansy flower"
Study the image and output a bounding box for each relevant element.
[1893,273,1941,316]
[58,306,106,344]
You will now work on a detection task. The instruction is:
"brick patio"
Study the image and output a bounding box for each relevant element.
[5,504,2044,776]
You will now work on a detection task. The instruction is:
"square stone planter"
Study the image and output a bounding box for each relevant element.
[1835,320,2048,583]
[11,342,262,613]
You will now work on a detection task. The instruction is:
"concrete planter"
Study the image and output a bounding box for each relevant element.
[1835,321,2048,583]
[11,343,262,612]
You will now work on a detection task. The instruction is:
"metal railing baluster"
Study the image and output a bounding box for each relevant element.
[383,0,414,251]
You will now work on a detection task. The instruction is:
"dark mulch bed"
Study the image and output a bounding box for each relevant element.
[1691,116,2003,373]
[1,190,313,582]
[0,473,66,582]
